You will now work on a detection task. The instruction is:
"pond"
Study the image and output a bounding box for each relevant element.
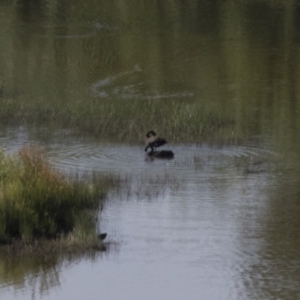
[1,1,300,300]
[0,127,298,300]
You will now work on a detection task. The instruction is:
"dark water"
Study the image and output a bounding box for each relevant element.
[1,1,300,299]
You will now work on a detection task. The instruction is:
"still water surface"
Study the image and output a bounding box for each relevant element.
[0,127,299,300]
[1,0,300,299]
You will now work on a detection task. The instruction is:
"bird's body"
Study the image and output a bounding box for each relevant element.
[144,138,167,152]
[148,149,174,159]
[150,137,167,149]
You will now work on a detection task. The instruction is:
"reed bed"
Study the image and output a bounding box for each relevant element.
[0,96,236,143]
[0,147,115,244]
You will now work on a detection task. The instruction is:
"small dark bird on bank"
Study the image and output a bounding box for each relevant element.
[97,233,107,241]
[144,131,174,159]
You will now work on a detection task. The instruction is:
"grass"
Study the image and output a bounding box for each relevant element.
[0,96,238,143]
[0,146,115,244]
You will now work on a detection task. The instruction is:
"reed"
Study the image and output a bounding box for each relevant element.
[0,147,113,242]
[0,96,237,143]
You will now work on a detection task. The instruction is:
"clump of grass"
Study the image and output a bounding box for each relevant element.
[0,147,113,243]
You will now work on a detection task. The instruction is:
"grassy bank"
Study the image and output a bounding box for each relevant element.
[0,147,115,245]
[0,96,238,143]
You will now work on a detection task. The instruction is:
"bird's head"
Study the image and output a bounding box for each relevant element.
[145,130,157,145]
[146,130,156,138]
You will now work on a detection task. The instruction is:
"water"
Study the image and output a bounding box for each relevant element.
[1,0,300,299]
[0,128,295,300]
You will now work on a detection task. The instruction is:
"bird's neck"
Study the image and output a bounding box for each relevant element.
[148,146,155,155]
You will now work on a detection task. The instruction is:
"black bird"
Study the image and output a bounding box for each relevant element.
[144,131,174,159]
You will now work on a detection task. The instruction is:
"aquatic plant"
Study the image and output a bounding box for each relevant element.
[0,96,237,143]
[0,147,113,242]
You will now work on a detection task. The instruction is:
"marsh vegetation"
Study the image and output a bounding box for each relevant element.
[0,95,235,144]
[0,147,115,247]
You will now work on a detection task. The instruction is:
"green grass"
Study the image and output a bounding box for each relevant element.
[0,147,115,243]
[0,96,237,143]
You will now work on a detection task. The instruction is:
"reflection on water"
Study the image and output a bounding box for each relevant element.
[0,242,113,299]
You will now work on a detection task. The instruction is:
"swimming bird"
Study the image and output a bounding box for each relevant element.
[144,131,174,159]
